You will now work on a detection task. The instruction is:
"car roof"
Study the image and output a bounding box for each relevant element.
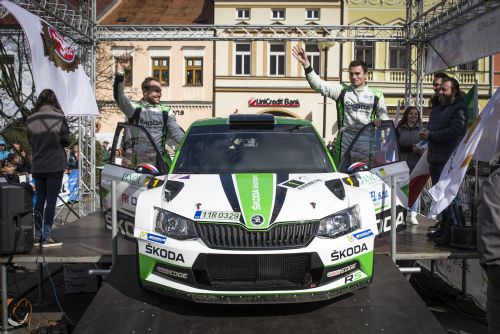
[190,116,313,128]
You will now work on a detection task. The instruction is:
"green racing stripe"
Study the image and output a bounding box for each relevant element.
[234,173,275,230]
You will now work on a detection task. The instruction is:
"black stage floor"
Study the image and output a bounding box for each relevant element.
[73,255,446,334]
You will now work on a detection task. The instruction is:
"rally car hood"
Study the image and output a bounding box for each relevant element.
[163,173,354,230]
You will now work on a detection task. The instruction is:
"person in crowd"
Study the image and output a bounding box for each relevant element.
[68,144,79,170]
[0,159,19,183]
[0,140,8,161]
[430,72,449,108]
[7,142,31,174]
[292,44,388,166]
[9,153,31,175]
[27,89,70,247]
[420,77,468,245]
[113,53,184,156]
[396,106,423,225]
[101,140,110,164]
[478,154,500,334]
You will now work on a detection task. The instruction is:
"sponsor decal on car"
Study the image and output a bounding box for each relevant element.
[326,261,359,279]
[193,210,241,222]
[279,176,322,190]
[144,233,166,244]
[145,244,185,263]
[121,173,143,186]
[331,243,368,261]
[344,271,364,284]
[155,266,189,280]
[352,229,374,240]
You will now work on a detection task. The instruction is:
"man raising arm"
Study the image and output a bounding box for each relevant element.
[292,44,388,166]
[113,53,184,155]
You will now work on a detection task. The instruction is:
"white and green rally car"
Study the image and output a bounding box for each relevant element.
[100,115,409,303]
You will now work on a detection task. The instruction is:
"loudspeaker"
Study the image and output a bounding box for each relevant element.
[0,183,34,254]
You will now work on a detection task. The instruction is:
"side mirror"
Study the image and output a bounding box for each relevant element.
[135,163,162,176]
[347,162,369,174]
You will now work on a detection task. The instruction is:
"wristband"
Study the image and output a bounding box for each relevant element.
[304,65,313,75]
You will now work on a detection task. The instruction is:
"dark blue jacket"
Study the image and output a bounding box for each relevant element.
[427,95,468,163]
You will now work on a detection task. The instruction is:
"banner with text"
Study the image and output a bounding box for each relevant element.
[425,6,500,73]
[0,1,99,116]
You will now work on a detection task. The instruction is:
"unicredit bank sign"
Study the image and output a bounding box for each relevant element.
[248,97,300,107]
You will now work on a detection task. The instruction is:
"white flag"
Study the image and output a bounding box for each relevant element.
[1,1,98,116]
[428,88,500,218]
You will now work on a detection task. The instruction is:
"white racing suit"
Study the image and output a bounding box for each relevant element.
[305,68,388,167]
[113,73,184,156]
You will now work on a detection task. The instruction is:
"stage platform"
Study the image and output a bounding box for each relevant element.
[0,212,135,264]
[0,212,479,265]
[374,215,480,261]
[73,254,447,334]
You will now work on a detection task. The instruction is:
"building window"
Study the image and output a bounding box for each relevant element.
[458,61,478,71]
[306,9,320,20]
[354,41,374,68]
[389,42,407,69]
[0,55,14,81]
[115,56,133,86]
[269,43,285,76]
[185,58,203,86]
[236,8,250,20]
[235,43,251,76]
[151,58,169,85]
[305,44,320,74]
[271,9,285,20]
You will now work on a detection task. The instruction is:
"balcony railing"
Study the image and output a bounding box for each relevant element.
[342,69,489,85]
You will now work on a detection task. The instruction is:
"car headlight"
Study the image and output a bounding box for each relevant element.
[154,207,198,240]
[317,205,361,238]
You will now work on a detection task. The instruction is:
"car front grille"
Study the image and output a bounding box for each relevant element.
[192,253,317,290]
[196,221,319,249]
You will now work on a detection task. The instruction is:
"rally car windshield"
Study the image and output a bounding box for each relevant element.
[172,124,334,174]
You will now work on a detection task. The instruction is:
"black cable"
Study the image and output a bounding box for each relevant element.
[33,211,74,326]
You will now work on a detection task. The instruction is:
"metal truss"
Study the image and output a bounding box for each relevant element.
[97,25,405,41]
[408,0,500,42]
[404,0,425,112]
[16,0,94,43]
[9,0,98,215]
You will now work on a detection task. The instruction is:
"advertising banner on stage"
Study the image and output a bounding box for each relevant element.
[0,1,98,116]
[425,6,500,73]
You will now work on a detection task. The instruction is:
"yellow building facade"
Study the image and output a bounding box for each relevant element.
[344,0,492,118]
[214,1,342,140]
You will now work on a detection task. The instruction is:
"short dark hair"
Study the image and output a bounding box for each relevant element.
[141,77,160,93]
[349,59,368,73]
[441,77,460,96]
[433,72,449,80]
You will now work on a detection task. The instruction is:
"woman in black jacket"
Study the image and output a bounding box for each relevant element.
[27,89,70,247]
[397,106,423,225]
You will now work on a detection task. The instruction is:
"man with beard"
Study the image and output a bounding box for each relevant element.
[430,72,449,108]
[420,77,468,245]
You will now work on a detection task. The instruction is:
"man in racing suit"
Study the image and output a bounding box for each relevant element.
[113,53,184,157]
[293,45,388,166]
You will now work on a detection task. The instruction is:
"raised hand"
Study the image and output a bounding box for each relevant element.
[116,53,131,71]
[292,45,310,67]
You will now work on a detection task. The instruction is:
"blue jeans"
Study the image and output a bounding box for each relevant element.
[34,175,63,239]
[429,161,460,227]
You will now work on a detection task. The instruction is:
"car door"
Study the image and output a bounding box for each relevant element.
[100,123,170,238]
[339,120,409,234]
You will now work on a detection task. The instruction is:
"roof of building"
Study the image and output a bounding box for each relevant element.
[99,0,213,25]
